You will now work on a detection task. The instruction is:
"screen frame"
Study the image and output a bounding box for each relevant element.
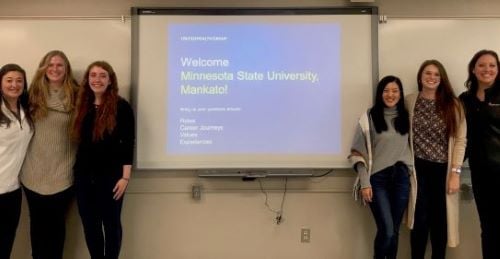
[130,6,379,171]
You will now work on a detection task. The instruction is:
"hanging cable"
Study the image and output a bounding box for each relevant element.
[258,177,287,225]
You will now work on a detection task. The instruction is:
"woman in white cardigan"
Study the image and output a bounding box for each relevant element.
[406,59,466,259]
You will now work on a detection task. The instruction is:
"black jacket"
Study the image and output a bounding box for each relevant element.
[459,86,500,170]
[74,98,135,178]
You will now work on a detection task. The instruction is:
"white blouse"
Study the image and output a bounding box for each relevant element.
[0,102,33,194]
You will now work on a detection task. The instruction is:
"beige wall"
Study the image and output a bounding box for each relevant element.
[2,0,500,17]
[12,172,481,259]
[4,0,497,258]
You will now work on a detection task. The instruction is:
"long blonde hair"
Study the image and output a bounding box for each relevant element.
[29,50,78,120]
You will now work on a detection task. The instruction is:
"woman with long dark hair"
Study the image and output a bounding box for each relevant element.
[350,75,415,259]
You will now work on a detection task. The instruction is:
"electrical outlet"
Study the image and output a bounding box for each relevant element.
[301,228,310,243]
[192,185,201,200]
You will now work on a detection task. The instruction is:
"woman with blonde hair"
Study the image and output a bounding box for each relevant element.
[21,50,78,259]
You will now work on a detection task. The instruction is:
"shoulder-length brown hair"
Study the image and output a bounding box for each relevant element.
[465,49,500,93]
[72,61,119,142]
[29,50,78,120]
[0,63,34,129]
[417,59,463,137]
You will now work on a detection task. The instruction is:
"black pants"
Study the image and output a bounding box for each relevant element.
[0,188,22,259]
[75,175,124,259]
[471,163,500,259]
[411,158,448,259]
[23,186,73,259]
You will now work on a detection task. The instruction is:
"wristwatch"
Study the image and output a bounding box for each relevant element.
[451,167,462,175]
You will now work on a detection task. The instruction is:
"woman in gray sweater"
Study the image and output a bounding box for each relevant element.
[349,75,415,259]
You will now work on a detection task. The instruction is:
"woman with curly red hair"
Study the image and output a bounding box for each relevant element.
[72,61,135,259]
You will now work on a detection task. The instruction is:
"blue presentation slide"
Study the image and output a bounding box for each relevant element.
[166,23,341,154]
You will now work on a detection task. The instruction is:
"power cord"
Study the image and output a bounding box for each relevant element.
[311,169,334,177]
[258,177,288,225]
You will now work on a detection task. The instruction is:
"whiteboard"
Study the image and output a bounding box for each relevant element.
[132,8,377,170]
[379,18,500,96]
[0,19,131,97]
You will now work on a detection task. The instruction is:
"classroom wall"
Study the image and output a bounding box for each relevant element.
[3,0,497,258]
[2,0,500,16]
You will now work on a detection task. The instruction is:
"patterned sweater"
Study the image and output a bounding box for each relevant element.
[406,92,466,247]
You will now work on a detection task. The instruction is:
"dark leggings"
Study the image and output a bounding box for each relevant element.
[410,158,448,259]
[0,188,22,259]
[471,164,500,259]
[23,186,74,259]
[75,175,124,259]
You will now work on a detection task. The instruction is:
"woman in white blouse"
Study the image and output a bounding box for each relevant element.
[0,64,33,259]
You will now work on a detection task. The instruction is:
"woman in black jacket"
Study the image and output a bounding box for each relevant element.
[72,61,135,259]
[459,49,500,259]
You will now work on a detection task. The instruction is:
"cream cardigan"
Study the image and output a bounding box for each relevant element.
[406,92,467,247]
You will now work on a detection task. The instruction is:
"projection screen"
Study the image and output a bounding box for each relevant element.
[131,7,378,170]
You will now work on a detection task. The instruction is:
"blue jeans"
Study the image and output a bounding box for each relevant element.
[369,162,410,259]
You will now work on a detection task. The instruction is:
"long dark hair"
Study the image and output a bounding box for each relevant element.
[370,75,409,134]
[0,63,33,129]
[465,49,500,93]
[72,61,119,142]
[417,59,461,137]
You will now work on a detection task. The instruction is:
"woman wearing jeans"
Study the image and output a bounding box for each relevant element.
[350,75,416,259]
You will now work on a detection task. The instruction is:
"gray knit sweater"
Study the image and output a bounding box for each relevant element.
[20,89,76,195]
[351,107,412,188]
